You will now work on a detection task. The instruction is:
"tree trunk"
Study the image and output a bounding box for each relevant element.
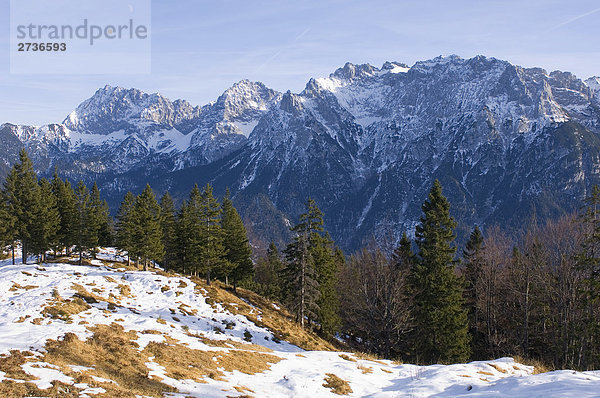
[11,244,15,265]
[79,250,83,266]
[22,240,27,264]
[206,269,211,286]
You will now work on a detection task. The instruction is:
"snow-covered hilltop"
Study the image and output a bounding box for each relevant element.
[2,54,600,249]
[1,248,599,397]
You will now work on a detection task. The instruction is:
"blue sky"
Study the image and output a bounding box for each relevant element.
[1,0,599,125]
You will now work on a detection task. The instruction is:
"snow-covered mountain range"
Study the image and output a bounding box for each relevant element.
[2,55,600,249]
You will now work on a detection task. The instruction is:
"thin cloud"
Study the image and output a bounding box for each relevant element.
[551,7,600,30]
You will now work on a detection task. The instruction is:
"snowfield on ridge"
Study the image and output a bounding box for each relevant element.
[1,248,599,397]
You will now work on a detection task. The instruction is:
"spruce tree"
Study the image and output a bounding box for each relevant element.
[0,190,16,263]
[282,198,322,328]
[176,200,193,274]
[51,172,77,255]
[30,178,60,261]
[0,192,15,257]
[187,184,226,284]
[312,232,341,336]
[130,184,164,271]
[88,182,111,256]
[3,149,39,264]
[463,225,485,358]
[221,190,253,292]
[74,181,91,265]
[410,180,470,364]
[393,231,414,271]
[115,192,136,266]
[159,192,178,271]
[255,242,284,299]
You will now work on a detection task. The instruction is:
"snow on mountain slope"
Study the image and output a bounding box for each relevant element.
[1,248,600,397]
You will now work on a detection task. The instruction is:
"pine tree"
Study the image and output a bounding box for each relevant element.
[3,149,39,264]
[115,192,136,266]
[159,192,178,271]
[51,172,77,255]
[175,200,193,274]
[410,180,470,364]
[255,242,284,299]
[0,191,16,258]
[312,232,341,336]
[88,182,111,256]
[187,184,226,284]
[393,231,414,271]
[282,198,322,328]
[74,180,91,265]
[130,184,164,271]
[29,178,60,261]
[463,225,485,358]
[221,190,253,292]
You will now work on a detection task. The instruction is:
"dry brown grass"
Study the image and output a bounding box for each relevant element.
[477,370,494,376]
[380,368,392,374]
[513,356,554,374]
[118,284,132,298]
[43,323,177,397]
[193,278,336,351]
[487,363,507,373]
[357,364,373,374]
[8,282,38,291]
[143,338,281,383]
[42,292,91,323]
[339,354,356,362]
[323,373,352,395]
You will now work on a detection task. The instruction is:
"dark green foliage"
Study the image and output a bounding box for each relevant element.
[51,171,77,255]
[130,184,164,271]
[282,198,340,331]
[29,178,60,260]
[221,190,253,291]
[254,242,284,300]
[410,180,470,364]
[187,184,227,283]
[282,199,321,327]
[3,149,39,263]
[74,180,91,265]
[462,225,485,358]
[115,191,136,264]
[0,190,15,251]
[159,192,178,271]
[312,233,341,336]
[88,182,112,253]
[393,231,414,271]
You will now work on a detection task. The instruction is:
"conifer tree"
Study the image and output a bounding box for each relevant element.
[410,180,470,364]
[463,225,485,357]
[74,180,91,265]
[255,242,284,299]
[221,190,253,292]
[30,178,60,261]
[282,198,322,328]
[130,184,164,271]
[51,172,77,255]
[88,182,111,256]
[3,149,39,264]
[0,190,16,264]
[187,184,226,283]
[312,232,341,336]
[115,192,136,266]
[159,192,178,271]
[175,200,193,274]
[393,231,414,271]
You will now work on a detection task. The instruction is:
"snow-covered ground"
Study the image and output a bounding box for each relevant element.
[1,248,599,397]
